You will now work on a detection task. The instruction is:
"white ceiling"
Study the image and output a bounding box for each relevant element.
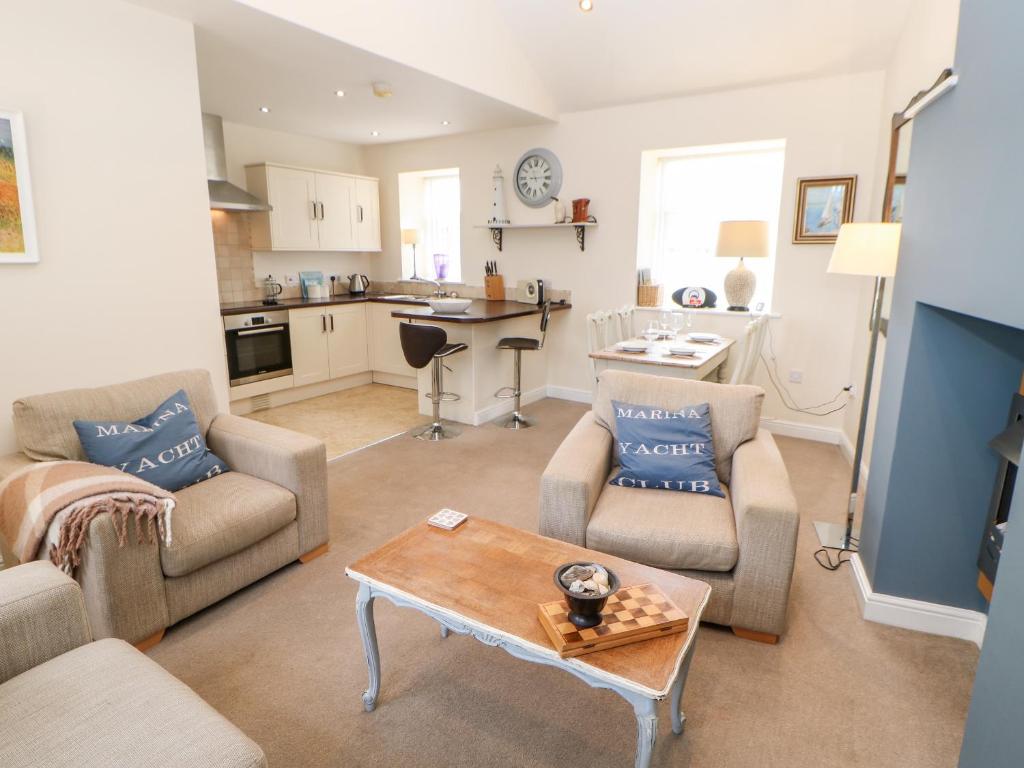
[129,0,550,145]
[493,0,917,112]
[133,0,917,145]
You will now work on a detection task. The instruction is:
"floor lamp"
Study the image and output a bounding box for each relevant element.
[814,222,902,551]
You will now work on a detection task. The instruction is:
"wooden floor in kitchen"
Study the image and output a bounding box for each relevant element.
[245,383,422,460]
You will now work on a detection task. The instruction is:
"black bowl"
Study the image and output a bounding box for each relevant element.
[553,561,621,629]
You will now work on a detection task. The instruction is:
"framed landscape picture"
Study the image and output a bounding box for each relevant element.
[793,175,857,244]
[0,110,39,264]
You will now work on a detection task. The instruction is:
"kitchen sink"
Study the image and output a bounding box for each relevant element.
[378,294,429,303]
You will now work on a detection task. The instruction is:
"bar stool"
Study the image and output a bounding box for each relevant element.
[399,322,468,441]
[494,301,551,429]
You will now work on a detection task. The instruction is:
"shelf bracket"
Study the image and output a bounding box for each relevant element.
[489,227,503,252]
[574,225,586,252]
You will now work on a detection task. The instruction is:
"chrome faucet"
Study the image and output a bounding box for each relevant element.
[411,277,446,297]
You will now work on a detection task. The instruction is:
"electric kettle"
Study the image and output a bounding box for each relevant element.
[348,274,369,295]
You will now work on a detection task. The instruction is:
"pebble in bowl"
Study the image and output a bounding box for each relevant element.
[428,297,472,313]
[554,562,620,629]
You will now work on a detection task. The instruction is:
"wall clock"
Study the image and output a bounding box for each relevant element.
[513,148,562,208]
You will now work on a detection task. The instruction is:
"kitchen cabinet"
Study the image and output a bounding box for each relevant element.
[367,303,415,378]
[289,305,369,385]
[246,163,380,253]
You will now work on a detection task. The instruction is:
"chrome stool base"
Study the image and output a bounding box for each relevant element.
[412,422,461,441]
[502,411,530,430]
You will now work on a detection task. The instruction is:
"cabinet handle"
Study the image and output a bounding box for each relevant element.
[311,201,317,220]
[321,314,327,333]
[329,314,335,332]
[357,204,364,223]
[319,202,325,220]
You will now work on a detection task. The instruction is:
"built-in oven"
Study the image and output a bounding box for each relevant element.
[224,310,292,386]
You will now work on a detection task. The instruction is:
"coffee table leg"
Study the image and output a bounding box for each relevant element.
[671,635,698,735]
[439,624,450,639]
[632,697,658,768]
[355,582,380,712]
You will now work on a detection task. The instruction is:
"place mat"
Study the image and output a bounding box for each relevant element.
[538,584,688,658]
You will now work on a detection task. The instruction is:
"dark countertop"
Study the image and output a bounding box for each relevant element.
[219,293,426,316]
[389,300,571,324]
[220,294,571,323]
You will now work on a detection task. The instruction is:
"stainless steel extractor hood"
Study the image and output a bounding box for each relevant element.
[202,113,272,212]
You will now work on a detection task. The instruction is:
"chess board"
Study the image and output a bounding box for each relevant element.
[537,584,689,658]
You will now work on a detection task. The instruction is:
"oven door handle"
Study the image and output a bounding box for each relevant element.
[235,326,287,337]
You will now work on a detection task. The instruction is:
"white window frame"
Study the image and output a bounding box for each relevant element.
[398,167,461,283]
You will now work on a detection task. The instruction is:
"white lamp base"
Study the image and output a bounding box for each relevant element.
[724,258,756,311]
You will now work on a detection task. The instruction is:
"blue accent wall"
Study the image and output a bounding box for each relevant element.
[856,0,1024,763]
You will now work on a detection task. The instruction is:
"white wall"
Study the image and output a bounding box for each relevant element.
[363,72,887,433]
[0,0,228,453]
[221,120,372,285]
[842,0,962,466]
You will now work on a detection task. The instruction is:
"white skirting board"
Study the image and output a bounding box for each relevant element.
[472,386,548,426]
[850,553,987,648]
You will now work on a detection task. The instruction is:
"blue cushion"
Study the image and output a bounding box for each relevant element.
[73,389,229,492]
[609,399,724,497]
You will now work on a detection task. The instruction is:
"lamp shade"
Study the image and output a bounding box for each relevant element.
[827,223,901,277]
[401,228,419,245]
[716,220,769,259]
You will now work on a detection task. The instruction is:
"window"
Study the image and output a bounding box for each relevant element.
[398,168,461,283]
[637,140,785,309]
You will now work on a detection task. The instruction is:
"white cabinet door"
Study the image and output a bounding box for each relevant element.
[315,173,356,251]
[266,166,318,250]
[289,309,330,387]
[327,304,370,379]
[368,303,415,377]
[354,177,381,251]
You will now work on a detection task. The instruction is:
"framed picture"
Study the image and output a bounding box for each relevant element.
[0,110,39,264]
[888,174,906,223]
[793,175,857,244]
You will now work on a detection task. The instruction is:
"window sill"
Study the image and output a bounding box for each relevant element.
[635,306,781,319]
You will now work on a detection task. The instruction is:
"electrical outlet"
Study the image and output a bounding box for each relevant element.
[788,370,803,384]
[846,384,858,397]
[285,274,299,287]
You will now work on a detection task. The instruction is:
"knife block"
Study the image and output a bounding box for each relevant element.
[485,274,505,301]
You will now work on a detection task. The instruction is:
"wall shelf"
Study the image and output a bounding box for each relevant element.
[474,221,597,252]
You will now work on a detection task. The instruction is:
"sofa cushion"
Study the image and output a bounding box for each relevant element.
[160,471,296,577]
[13,370,220,463]
[610,399,724,497]
[0,638,266,768]
[594,370,763,483]
[587,473,738,572]
[74,390,229,492]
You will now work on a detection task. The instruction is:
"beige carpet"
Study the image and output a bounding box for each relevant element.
[150,399,978,767]
[245,383,422,460]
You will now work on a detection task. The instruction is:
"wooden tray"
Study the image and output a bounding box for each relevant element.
[537,584,688,658]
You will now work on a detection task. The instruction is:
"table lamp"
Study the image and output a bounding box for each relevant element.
[401,228,420,280]
[814,222,902,551]
[716,220,769,311]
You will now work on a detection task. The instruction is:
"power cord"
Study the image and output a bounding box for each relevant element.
[759,322,850,417]
[813,544,856,571]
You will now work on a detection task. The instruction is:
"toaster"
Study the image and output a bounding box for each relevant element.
[515,279,545,305]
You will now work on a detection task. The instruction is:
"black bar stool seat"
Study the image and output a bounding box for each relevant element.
[494,302,551,429]
[399,322,468,441]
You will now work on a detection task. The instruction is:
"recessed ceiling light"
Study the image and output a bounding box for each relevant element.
[579,0,593,10]
[442,120,450,126]
[335,90,345,97]
[258,106,271,113]
[370,130,380,137]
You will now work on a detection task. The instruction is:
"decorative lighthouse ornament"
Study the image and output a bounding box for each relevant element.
[488,165,511,225]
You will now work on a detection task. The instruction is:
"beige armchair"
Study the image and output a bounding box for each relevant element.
[0,370,329,648]
[540,370,798,642]
[0,561,266,767]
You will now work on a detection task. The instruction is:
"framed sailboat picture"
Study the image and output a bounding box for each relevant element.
[0,110,39,264]
[793,175,856,244]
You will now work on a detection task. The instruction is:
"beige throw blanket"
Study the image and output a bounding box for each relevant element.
[0,461,175,574]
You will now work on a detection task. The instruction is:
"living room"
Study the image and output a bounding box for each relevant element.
[0,0,1020,766]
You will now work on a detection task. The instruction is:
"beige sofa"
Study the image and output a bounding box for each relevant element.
[0,561,267,767]
[539,370,798,642]
[0,370,328,647]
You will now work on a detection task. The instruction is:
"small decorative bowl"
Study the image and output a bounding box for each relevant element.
[553,561,621,629]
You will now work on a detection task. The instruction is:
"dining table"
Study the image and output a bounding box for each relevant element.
[589,332,736,382]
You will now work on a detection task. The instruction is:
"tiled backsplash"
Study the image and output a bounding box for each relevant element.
[212,210,263,305]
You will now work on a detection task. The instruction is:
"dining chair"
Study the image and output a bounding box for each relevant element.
[586,311,614,384]
[727,315,769,385]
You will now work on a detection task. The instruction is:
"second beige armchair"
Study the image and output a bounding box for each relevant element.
[0,369,329,648]
[540,370,798,642]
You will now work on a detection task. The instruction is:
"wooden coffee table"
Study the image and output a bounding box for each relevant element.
[346,519,711,768]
